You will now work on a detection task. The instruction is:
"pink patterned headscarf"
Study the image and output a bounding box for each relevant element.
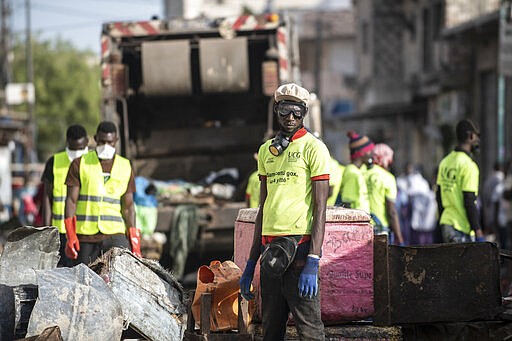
[373,143,394,169]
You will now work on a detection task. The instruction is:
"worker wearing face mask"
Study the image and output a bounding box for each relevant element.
[41,124,89,266]
[64,121,141,265]
[240,83,330,341]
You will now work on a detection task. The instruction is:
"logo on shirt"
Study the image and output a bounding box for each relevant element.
[287,151,301,162]
[439,167,457,190]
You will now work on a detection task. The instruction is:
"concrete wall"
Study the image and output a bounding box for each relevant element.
[296,9,357,161]
[445,0,499,29]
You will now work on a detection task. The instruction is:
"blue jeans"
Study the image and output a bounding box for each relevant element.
[260,259,325,341]
[440,224,472,243]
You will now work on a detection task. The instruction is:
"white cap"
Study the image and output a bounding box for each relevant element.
[274,83,310,106]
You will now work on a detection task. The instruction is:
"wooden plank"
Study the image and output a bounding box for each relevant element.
[237,293,248,334]
[401,321,512,340]
[251,322,401,340]
[200,293,212,335]
[199,203,246,230]
[373,234,390,326]
[186,290,196,333]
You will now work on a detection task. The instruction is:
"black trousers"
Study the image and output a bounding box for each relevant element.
[260,260,325,341]
[74,234,130,266]
[58,233,74,267]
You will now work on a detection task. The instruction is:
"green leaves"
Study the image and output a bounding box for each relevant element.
[10,36,100,161]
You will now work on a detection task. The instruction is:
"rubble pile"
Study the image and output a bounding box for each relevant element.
[90,248,186,341]
[0,226,186,341]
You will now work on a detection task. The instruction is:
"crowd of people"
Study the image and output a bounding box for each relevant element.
[0,80,500,340]
[245,114,482,250]
[481,160,512,251]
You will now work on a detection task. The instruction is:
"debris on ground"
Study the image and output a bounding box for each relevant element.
[90,247,186,341]
[26,264,124,340]
[0,226,60,286]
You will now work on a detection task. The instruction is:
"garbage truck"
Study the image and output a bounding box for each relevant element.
[99,13,321,275]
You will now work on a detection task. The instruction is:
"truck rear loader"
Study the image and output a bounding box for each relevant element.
[99,13,313,275]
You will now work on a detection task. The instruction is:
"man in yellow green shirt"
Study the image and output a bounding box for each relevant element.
[64,121,142,265]
[339,130,374,212]
[41,124,89,266]
[436,119,484,243]
[245,153,260,208]
[240,83,330,340]
[366,143,404,245]
[327,157,345,206]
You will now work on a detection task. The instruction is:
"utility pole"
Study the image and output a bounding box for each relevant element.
[498,0,512,164]
[1,0,11,111]
[25,0,35,173]
[314,13,323,99]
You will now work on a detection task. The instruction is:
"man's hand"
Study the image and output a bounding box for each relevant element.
[240,259,256,300]
[64,216,79,259]
[128,227,142,257]
[475,229,486,242]
[298,255,319,298]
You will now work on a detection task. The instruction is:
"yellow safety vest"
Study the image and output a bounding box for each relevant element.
[52,151,71,233]
[76,151,131,235]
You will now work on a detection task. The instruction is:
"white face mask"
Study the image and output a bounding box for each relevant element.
[96,144,116,160]
[66,146,88,161]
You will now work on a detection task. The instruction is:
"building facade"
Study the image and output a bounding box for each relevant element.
[295,9,357,161]
[352,0,509,183]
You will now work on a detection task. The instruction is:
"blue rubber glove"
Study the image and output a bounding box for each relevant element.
[298,256,319,298]
[476,236,486,242]
[240,259,256,300]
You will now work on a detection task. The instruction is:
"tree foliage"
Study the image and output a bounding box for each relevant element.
[10,36,100,161]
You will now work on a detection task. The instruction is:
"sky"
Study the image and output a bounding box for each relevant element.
[12,0,163,55]
[11,0,350,56]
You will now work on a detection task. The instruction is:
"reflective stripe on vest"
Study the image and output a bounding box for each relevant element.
[52,151,71,233]
[76,151,131,235]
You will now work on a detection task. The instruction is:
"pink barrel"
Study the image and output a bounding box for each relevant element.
[234,207,374,324]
